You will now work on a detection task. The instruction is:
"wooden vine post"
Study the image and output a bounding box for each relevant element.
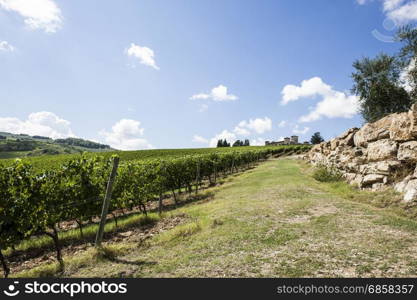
[95,156,120,247]
[195,160,200,194]
[158,162,166,215]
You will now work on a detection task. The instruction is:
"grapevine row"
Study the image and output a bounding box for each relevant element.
[0,145,310,277]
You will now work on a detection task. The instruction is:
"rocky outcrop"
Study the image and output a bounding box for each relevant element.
[308,104,417,202]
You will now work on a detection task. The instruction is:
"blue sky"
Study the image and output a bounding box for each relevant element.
[0,0,413,149]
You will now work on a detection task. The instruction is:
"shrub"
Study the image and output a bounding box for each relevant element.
[312,165,343,182]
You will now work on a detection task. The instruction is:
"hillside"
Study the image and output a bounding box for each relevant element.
[0,132,113,159]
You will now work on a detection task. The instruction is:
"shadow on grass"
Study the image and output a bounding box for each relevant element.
[109,257,157,267]
[5,189,216,272]
[154,191,216,214]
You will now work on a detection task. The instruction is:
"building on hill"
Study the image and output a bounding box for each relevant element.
[265,135,308,146]
[290,135,298,144]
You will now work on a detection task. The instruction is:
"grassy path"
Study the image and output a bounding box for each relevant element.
[24,158,417,277]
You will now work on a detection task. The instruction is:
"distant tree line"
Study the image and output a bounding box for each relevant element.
[233,139,250,147]
[0,140,38,152]
[217,139,230,147]
[55,138,110,149]
[217,139,250,148]
[32,135,51,140]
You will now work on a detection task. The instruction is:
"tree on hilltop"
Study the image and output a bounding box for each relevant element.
[310,132,324,145]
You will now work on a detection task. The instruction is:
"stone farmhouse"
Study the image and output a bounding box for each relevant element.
[265,135,309,146]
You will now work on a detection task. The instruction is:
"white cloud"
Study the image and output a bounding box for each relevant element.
[0,40,14,52]
[387,1,417,24]
[199,117,272,148]
[100,119,153,150]
[281,77,332,105]
[234,117,272,135]
[281,77,359,122]
[0,111,74,139]
[190,85,238,102]
[192,135,209,144]
[209,130,236,147]
[292,125,310,135]
[126,43,159,70]
[358,0,417,24]
[251,138,266,146]
[233,126,250,136]
[278,120,287,128]
[0,0,62,33]
[383,0,406,11]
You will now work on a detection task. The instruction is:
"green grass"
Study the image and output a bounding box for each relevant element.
[7,212,160,256]
[0,151,30,159]
[312,165,343,182]
[13,158,417,278]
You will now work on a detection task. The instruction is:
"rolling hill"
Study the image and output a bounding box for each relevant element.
[0,132,113,159]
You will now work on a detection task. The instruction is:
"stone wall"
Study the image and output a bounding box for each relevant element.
[308,104,417,202]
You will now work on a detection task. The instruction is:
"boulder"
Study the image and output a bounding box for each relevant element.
[354,115,395,147]
[362,174,385,186]
[394,175,412,193]
[337,128,358,147]
[367,139,398,161]
[343,131,356,147]
[330,139,340,151]
[403,179,417,202]
[398,141,417,162]
[389,112,413,141]
[359,160,401,175]
[408,103,417,138]
[337,127,358,140]
[311,143,322,153]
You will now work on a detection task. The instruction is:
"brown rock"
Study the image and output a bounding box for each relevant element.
[311,144,322,153]
[398,141,417,162]
[362,174,385,186]
[330,139,340,151]
[389,112,413,141]
[367,139,398,161]
[408,103,417,137]
[338,128,359,147]
[359,160,401,175]
[354,115,395,147]
[403,179,417,202]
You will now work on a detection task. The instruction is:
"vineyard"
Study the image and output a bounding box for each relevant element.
[0,145,310,277]
[1,145,291,171]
